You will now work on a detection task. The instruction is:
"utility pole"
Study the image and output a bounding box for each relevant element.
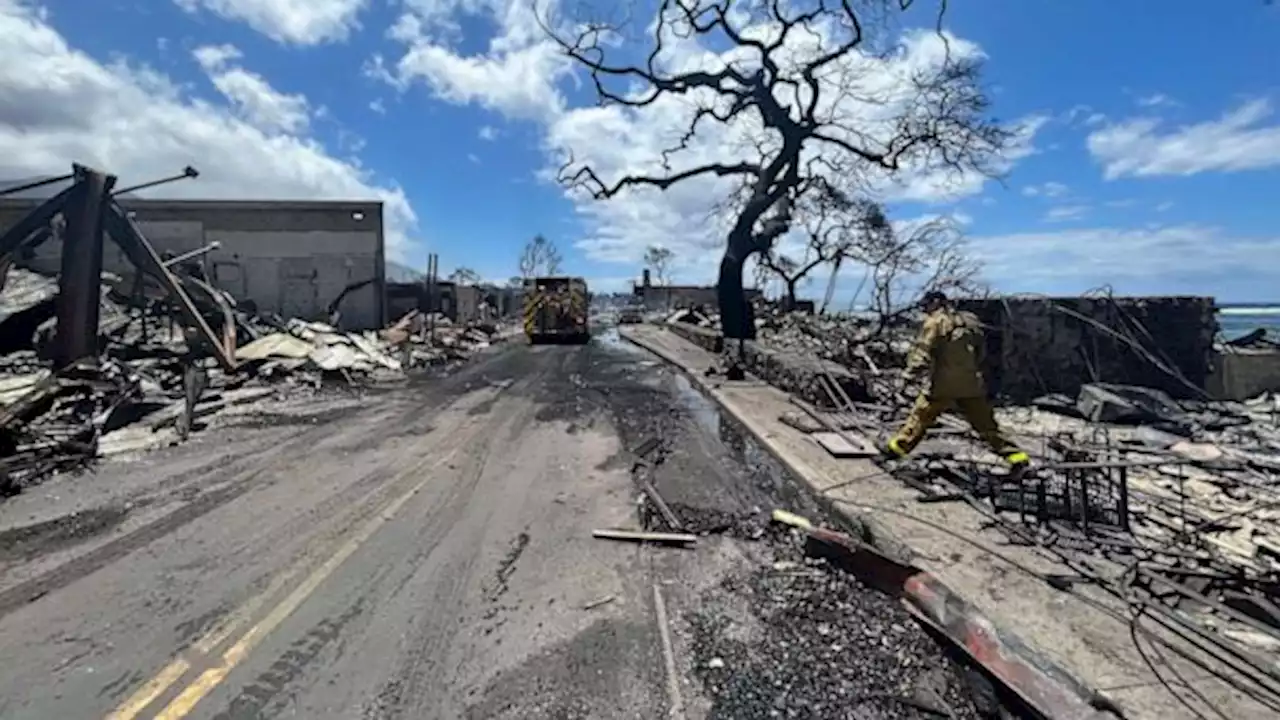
[426,253,438,344]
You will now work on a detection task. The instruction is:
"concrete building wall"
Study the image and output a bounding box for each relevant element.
[957,296,1217,402]
[632,269,762,311]
[1209,348,1280,400]
[0,198,387,330]
[453,285,481,324]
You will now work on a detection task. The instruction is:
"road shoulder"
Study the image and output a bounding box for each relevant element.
[619,323,1275,720]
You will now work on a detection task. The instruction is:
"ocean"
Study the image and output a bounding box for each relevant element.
[1217,305,1280,340]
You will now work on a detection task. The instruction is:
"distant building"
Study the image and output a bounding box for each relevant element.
[631,269,761,310]
[423,281,522,324]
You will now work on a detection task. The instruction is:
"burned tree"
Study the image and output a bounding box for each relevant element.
[543,0,1010,340]
[847,213,985,331]
[448,267,481,285]
[643,244,675,285]
[518,234,563,278]
[758,188,887,310]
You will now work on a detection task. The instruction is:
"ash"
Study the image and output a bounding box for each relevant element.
[687,537,989,720]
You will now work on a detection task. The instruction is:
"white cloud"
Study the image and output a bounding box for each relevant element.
[369,97,386,114]
[1022,181,1068,198]
[193,44,311,134]
[191,42,240,67]
[384,0,569,121]
[1155,200,1174,212]
[971,224,1280,288]
[1088,98,1280,178]
[1136,93,1177,108]
[1044,205,1088,222]
[173,0,368,45]
[467,153,480,164]
[478,125,497,141]
[382,2,1042,280]
[0,1,418,259]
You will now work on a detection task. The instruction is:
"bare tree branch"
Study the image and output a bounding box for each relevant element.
[759,189,888,308]
[519,234,564,278]
[448,267,481,285]
[850,214,984,331]
[643,244,675,285]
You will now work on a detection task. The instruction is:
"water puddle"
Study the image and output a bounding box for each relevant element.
[594,327,646,355]
[663,367,830,522]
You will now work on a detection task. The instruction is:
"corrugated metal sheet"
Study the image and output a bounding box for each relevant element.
[0,268,57,324]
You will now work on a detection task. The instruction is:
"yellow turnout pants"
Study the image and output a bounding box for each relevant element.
[889,393,1029,465]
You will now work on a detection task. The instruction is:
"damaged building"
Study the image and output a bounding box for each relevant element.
[0,166,519,497]
[0,198,387,330]
[633,269,762,311]
[956,296,1217,403]
[385,281,523,327]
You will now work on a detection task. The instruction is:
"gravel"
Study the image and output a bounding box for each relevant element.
[682,528,989,720]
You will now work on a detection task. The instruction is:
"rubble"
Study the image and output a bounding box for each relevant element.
[787,352,1280,707]
[655,293,1280,705]
[0,266,516,494]
[0,165,517,497]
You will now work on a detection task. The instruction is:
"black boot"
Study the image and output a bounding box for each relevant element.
[1008,460,1031,484]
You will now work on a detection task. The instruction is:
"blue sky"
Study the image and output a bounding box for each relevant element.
[2,0,1279,302]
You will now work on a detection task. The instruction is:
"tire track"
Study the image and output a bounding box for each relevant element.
[101,377,530,720]
[197,356,555,720]
[358,350,563,720]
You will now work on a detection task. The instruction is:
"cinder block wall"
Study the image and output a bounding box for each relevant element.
[0,199,387,330]
[1209,348,1280,400]
[956,296,1216,402]
[454,285,481,324]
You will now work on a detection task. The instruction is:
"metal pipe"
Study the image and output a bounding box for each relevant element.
[161,241,221,268]
[0,172,74,198]
[112,166,199,197]
[427,254,437,344]
[1044,458,1194,471]
[1138,567,1280,644]
[102,203,236,372]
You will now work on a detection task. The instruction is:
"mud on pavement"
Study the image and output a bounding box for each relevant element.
[540,331,1009,719]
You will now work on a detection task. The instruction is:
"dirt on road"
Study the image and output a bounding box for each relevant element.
[0,330,998,720]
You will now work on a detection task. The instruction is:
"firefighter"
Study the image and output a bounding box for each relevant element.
[884,291,1030,479]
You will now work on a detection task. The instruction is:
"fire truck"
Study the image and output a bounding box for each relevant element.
[523,276,590,344]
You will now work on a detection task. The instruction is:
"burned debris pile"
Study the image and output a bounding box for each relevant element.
[648,290,1280,706]
[0,164,511,497]
[678,295,1280,708]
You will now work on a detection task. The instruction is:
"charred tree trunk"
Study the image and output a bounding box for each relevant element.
[716,251,756,341]
[783,279,799,311]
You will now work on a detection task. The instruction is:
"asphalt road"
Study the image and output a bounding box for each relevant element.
[0,331,991,720]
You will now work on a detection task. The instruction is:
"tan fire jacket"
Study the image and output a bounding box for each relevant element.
[903,307,988,399]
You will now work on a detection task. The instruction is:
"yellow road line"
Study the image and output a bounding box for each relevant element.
[106,511,315,719]
[105,659,192,720]
[107,550,314,719]
[107,445,463,720]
